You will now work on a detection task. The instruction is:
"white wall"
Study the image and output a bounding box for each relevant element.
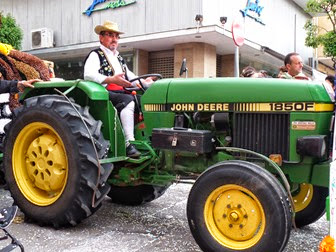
[0,0,312,61]
[0,0,202,50]
[202,0,313,62]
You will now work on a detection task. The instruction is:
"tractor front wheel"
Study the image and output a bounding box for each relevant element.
[187,160,292,252]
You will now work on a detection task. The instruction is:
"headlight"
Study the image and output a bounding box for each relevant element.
[296,135,328,159]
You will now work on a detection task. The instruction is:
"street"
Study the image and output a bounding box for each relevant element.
[0,183,329,252]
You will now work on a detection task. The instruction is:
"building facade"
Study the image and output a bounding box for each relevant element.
[0,0,314,79]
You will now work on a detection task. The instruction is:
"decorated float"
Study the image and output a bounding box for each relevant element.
[0,42,52,140]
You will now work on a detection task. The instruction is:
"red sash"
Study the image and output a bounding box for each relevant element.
[106,83,124,91]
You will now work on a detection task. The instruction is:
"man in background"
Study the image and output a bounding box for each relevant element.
[279,53,309,80]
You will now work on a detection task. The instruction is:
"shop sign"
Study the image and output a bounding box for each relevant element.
[240,0,265,25]
[83,0,136,17]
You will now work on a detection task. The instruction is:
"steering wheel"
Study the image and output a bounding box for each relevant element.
[126,74,163,91]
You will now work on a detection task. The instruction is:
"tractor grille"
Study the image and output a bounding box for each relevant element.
[232,113,290,160]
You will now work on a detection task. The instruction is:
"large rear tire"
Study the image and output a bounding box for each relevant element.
[292,183,328,228]
[108,184,169,206]
[3,95,112,227]
[187,160,292,252]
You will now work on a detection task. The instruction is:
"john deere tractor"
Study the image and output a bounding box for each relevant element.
[1,75,333,251]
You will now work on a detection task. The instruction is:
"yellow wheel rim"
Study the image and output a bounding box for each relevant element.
[12,122,68,206]
[292,183,313,212]
[204,185,266,250]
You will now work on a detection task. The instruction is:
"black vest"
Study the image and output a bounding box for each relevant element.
[84,48,128,79]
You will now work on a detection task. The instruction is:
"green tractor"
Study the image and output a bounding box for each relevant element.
[1,75,333,251]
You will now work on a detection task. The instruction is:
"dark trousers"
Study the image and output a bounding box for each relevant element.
[108,91,141,113]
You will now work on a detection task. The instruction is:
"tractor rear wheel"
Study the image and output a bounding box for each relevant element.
[187,160,292,252]
[108,184,169,206]
[3,95,112,228]
[292,183,328,228]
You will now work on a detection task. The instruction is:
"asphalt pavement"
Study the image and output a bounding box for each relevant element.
[0,183,329,252]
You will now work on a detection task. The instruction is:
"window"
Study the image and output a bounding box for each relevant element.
[149,50,174,78]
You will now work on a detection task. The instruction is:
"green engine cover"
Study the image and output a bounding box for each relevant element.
[142,77,332,109]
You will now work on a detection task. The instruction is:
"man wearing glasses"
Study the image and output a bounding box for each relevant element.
[84,21,154,158]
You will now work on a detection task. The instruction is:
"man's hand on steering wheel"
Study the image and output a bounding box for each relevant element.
[142,76,155,86]
[128,74,163,91]
[105,73,132,88]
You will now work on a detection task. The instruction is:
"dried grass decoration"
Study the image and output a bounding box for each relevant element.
[0,65,6,80]
[9,57,40,80]
[0,46,51,111]
[0,55,19,80]
[5,55,22,80]
[9,50,50,81]
[0,53,21,110]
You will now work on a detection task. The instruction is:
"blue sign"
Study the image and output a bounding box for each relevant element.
[84,0,136,17]
[240,0,265,25]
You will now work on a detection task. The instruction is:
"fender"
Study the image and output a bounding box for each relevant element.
[20,79,109,101]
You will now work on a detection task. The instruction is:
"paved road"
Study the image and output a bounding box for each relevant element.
[0,184,329,252]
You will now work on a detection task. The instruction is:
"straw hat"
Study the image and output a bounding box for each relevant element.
[94,21,124,35]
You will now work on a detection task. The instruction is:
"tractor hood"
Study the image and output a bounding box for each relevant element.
[166,78,332,103]
[142,77,333,113]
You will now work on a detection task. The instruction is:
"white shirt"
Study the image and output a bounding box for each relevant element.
[84,44,137,86]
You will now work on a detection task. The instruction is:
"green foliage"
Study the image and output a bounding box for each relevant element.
[0,12,23,50]
[321,31,336,57]
[306,0,336,14]
[304,20,321,48]
[304,0,336,66]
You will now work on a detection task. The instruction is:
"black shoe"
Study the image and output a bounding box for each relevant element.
[0,206,18,229]
[126,144,141,158]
